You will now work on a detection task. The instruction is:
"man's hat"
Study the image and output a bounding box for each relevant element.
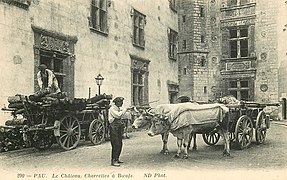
[38,64,47,70]
[113,97,124,103]
[177,95,191,103]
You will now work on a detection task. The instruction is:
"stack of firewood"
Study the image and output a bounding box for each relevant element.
[4,92,114,116]
[30,91,89,111]
[0,127,26,152]
[87,93,113,108]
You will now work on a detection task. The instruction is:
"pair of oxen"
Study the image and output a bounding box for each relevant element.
[130,102,231,159]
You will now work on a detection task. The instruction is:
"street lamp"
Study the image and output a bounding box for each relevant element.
[95,74,104,95]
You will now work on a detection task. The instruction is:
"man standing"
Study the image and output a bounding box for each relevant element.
[37,64,61,93]
[108,97,130,167]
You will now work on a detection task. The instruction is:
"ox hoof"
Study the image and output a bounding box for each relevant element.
[192,147,197,151]
[160,150,169,155]
[182,155,189,159]
[174,154,180,159]
[223,152,230,157]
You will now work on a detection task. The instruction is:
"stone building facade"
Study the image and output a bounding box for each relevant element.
[278,0,287,119]
[178,0,281,104]
[0,0,179,122]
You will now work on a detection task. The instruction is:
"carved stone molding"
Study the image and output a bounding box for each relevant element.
[211,57,217,64]
[40,34,70,53]
[260,52,267,60]
[13,55,22,64]
[261,31,267,37]
[211,17,216,23]
[2,0,31,10]
[130,54,150,72]
[211,35,217,43]
[220,69,256,79]
[260,84,268,92]
[31,25,78,43]
[226,61,251,71]
[32,25,78,56]
[221,16,256,27]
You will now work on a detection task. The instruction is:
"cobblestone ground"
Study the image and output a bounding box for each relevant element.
[0,122,287,180]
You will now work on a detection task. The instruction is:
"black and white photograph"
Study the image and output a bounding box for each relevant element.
[0,0,287,179]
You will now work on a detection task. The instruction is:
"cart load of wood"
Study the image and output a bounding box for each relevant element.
[1,91,113,152]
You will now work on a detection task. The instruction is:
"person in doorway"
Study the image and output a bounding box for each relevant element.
[108,97,131,167]
[37,64,61,93]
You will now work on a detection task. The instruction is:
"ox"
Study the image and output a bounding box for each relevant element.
[147,103,230,159]
[132,104,198,154]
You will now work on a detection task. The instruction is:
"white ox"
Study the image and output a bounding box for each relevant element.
[132,103,199,154]
[147,103,230,159]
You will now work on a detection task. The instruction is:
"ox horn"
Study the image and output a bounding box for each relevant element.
[132,106,139,113]
[146,108,155,116]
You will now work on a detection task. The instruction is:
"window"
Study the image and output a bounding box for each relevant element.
[200,56,206,67]
[168,83,179,104]
[32,26,76,98]
[230,0,237,6]
[133,72,144,105]
[91,0,108,34]
[131,58,149,106]
[201,35,205,43]
[183,40,187,49]
[229,0,248,6]
[229,27,249,58]
[169,0,177,12]
[204,86,207,94]
[183,68,187,75]
[168,28,178,60]
[39,51,67,91]
[182,15,186,23]
[200,6,205,17]
[132,9,146,48]
[228,79,251,101]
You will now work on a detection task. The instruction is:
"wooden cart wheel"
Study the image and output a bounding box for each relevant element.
[235,115,253,149]
[56,114,81,150]
[202,132,220,146]
[89,119,105,145]
[255,111,269,144]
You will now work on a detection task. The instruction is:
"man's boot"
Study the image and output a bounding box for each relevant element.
[115,159,124,163]
[111,159,120,167]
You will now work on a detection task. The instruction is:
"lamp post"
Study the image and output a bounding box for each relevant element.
[95,74,104,95]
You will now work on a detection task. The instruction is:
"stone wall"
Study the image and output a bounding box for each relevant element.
[0,0,178,123]
[278,0,287,99]
[254,0,279,102]
[178,0,214,101]
[178,0,282,103]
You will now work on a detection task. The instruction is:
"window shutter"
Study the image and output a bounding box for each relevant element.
[221,28,230,59]
[248,25,255,57]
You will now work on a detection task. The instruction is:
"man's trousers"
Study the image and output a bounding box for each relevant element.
[109,120,123,161]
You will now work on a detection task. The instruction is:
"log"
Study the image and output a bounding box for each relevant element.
[7,95,25,103]
[29,89,50,102]
[8,102,24,109]
[45,92,67,99]
[88,94,112,104]
[5,119,27,126]
[14,108,25,114]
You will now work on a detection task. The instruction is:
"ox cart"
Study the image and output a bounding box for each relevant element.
[0,92,112,152]
[202,101,280,149]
